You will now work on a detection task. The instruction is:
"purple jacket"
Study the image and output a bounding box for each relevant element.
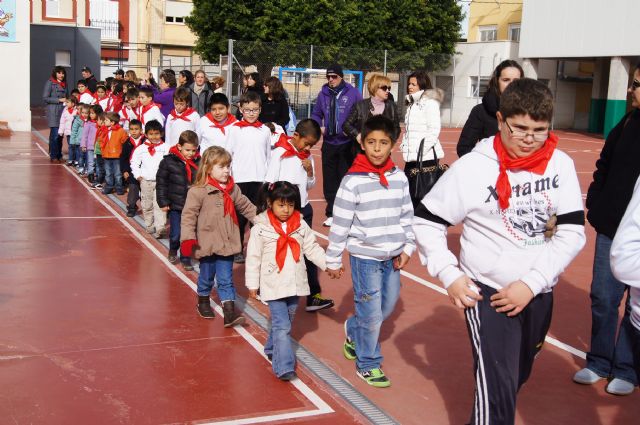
[141,85,175,118]
[80,121,97,150]
[311,82,362,145]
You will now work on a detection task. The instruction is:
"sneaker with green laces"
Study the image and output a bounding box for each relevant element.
[357,368,391,388]
[343,320,356,360]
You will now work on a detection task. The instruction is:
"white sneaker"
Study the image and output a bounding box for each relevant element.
[323,217,333,227]
[606,378,636,395]
[573,368,603,385]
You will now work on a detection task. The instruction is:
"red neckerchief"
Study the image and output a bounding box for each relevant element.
[169,145,199,182]
[97,125,109,150]
[274,134,310,160]
[267,210,302,272]
[170,108,196,122]
[493,131,558,210]
[66,107,75,115]
[206,113,236,134]
[206,176,238,226]
[347,154,395,187]
[234,119,263,128]
[139,103,161,118]
[130,135,145,147]
[50,77,66,88]
[105,96,114,111]
[144,140,164,156]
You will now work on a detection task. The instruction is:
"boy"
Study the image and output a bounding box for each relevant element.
[165,87,200,147]
[196,93,236,152]
[157,130,200,270]
[130,120,170,238]
[265,119,334,312]
[326,115,415,388]
[59,97,78,165]
[77,80,95,105]
[120,119,145,217]
[137,87,165,127]
[99,112,129,195]
[92,112,107,188]
[413,78,586,423]
[226,91,271,262]
[69,103,87,168]
[120,88,140,130]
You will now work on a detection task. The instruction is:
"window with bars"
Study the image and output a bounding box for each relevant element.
[470,76,490,98]
[479,25,497,42]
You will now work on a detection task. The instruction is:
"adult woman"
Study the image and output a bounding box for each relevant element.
[259,76,290,130]
[401,70,444,205]
[211,76,225,93]
[124,70,140,86]
[178,70,194,88]
[43,66,68,163]
[146,70,177,117]
[189,69,213,116]
[457,59,523,157]
[343,73,400,143]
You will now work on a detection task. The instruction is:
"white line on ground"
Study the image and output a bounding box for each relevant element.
[0,216,117,220]
[32,135,334,423]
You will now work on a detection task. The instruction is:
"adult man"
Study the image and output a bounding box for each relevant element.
[311,64,362,226]
[113,69,125,80]
[81,66,98,93]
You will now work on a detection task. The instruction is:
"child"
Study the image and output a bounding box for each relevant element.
[80,104,103,178]
[137,87,165,127]
[413,78,586,423]
[245,182,327,381]
[180,146,256,325]
[77,80,95,105]
[196,93,236,152]
[99,111,129,195]
[92,113,107,188]
[59,97,78,165]
[165,87,200,147]
[70,88,80,102]
[157,130,200,270]
[226,91,272,262]
[120,119,145,217]
[326,115,415,388]
[96,85,110,111]
[265,119,334,312]
[120,88,140,130]
[68,103,87,168]
[130,120,170,237]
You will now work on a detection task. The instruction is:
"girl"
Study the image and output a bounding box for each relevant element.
[259,76,290,131]
[59,97,78,165]
[180,146,256,326]
[245,182,327,381]
[80,104,103,178]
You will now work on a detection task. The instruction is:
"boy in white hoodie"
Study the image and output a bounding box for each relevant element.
[413,78,586,425]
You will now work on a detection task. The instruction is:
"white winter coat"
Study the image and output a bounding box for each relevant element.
[401,89,444,163]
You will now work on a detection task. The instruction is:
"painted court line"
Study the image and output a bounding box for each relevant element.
[32,134,335,424]
[0,216,116,221]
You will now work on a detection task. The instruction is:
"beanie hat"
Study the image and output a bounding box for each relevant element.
[326,64,344,78]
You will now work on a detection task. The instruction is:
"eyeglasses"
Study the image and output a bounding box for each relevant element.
[326,74,340,80]
[630,79,640,91]
[505,120,549,142]
[242,108,260,115]
[379,85,391,92]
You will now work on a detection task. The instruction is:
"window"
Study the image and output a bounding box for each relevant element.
[165,0,193,25]
[434,76,453,108]
[470,76,490,98]
[509,24,521,42]
[46,0,60,17]
[55,50,71,68]
[479,25,497,42]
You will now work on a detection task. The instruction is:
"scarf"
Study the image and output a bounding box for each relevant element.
[50,77,66,89]
[347,153,395,187]
[140,103,160,117]
[267,210,302,272]
[327,80,346,137]
[66,107,75,115]
[130,135,145,148]
[235,120,263,128]
[206,176,238,226]
[144,140,163,156]
[206,113,236,134]
[193,83,205,96]
[170,108,196,122]
[493,131,558,210]
[97,125,109,150]
[371,97,385,115]
[169,145,199,182]
[274,134,309,160]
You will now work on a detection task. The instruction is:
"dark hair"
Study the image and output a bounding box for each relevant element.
[179,69,194,86]
[96,84,107,93]
[178,130,199,147]
[407,70,432,92]
[90,104,104,115]
[112,83,124,96]
[295,119,321,141]
[145,119,163,134]
[70,89,80,96]
[77,80,87,87]
[138,87,154,98]
[105,77,114,89]
[160,71,177,88]
[67,96,78,106]
[163,69,176,77]
[240,90,262,106]
[173,87,191,105]
[361,115,396,142]
[208,93,230,109]
[499,78,554,122]
[125,87,139,100]
[51,66,67,81]
[264,76,284,100]
[124,81,137,91]
[247,72,262,88]
[256,181,301,214]
[489,60,524,97]
[129,119,142,129]
[104,111,120,123]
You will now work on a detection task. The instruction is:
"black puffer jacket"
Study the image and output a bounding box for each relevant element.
[343,98,401,141]
[457,90,500,157]
[156,153,200,211]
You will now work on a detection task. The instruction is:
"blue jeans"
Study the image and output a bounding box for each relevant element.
[169,210,191,265]
[265,296,299,378]
[345,255,401,371]
[197,255,234,300]
[103,158,123,192]
[68,144,81,163]
[49,127,62,160]
[95,154,105,182]
[586,233,637,384]
[84,150,93,174]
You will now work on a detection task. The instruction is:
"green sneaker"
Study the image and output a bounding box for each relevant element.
[357,368,391,388]
[343,320,356,360]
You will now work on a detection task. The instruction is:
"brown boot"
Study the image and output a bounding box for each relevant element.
[223,301,245,327]
[197,296,215,318]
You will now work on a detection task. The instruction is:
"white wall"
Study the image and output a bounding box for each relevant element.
[0,2,31,131]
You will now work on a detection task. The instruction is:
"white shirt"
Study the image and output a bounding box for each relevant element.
[265,142,316,207]
[79,92,96,105]
[119,106,139,131]
[165,109,200,147]
[196,114,236,152]
[97,97,110,111]
[130,142,170,181]
[137,104,165,127]
[226,123,272,183]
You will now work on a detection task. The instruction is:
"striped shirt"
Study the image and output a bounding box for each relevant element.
[326,167,416,269]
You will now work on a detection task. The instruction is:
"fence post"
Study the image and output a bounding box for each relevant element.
[309,44,313,69]
[384,50,387,75]
[450,55,455,127]
[226,39,233,99]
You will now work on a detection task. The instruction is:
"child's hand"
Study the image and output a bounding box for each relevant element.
[248,289,258,299]
[301,159,313,176]
[394,252,410,270]
[161,206,170,212]
[544,214,558,239]
[123,171,129,180]
[82,147,87,152]
[327,267,344,279]
[446,275,482,309]
[490,280,534,317]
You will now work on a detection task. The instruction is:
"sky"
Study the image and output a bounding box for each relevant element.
[458,0,470,39]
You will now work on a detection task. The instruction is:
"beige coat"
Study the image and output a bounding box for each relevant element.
[245,212,326,302]
[180,183,256,258]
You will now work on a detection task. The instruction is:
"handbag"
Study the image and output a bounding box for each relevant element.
[407,138,448,205]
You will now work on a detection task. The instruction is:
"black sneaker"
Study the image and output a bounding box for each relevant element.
[116,190,125,196]
[183,263,194,272]
[278,371,297,381]
[167,250,178,264]
[306,294,334,312]
[234,253,245,264]
[126,210,136,217]
[266,353,273,361]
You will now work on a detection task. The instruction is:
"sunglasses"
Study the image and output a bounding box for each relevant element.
[631,79,640,91]
[379,85,391,92]
[326,74,340,80]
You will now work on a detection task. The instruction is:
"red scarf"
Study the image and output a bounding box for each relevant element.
[97,125,109,150]
[139,103,161,117]
[235,120,263,128]
[130,135,145,148]
[206,113,236,134]
[144,140,163,156]
[493,131,558,210]
[169,145,199,182]
[267,210,302,272]
[206,176,238,226]
[66,107,75,115]
[347,154,395,187]
[170,108,196,122]
[50,77,66,89]
[274,134,309,160]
